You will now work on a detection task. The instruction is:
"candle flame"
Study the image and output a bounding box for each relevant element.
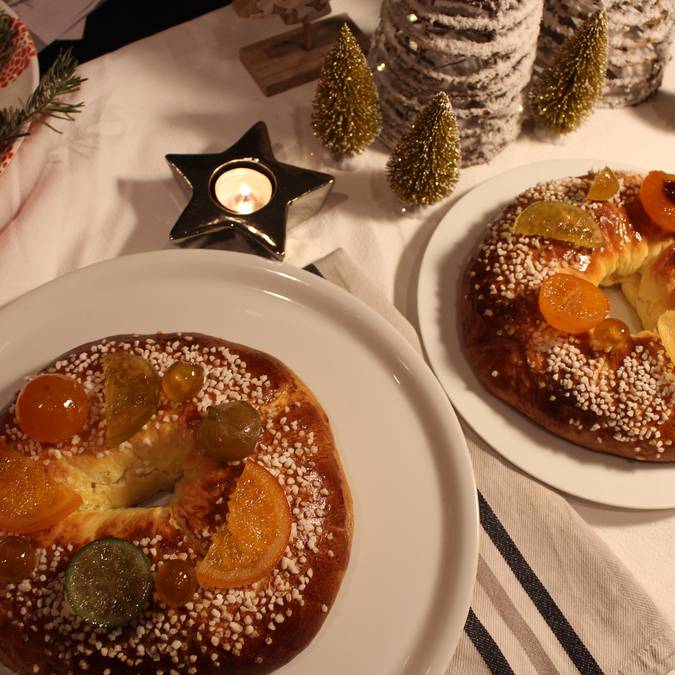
[232,181,255,214]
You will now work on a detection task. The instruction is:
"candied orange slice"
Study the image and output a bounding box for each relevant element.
[657,311,675,365]
[196,461,291,589]
[640,171,675,231]
[0,443,82,533]
[513,200,603,248]
[539,273,610,334]
[103,352,161,447]
[585,166,619,201]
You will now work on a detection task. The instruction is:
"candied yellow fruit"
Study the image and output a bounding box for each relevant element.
[590,318,630,352]
[103,352,161,447]
[513,200,604,248]
[162,361,204,402]
[0,537,36,582]
[155,559,197,607]
[585,167,620,201]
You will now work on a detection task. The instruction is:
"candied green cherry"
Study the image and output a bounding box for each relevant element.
[198,401,262,462]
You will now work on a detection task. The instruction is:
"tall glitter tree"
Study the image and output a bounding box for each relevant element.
[311,24,381,158]
[386,92,460,207]
[529,9,608,133]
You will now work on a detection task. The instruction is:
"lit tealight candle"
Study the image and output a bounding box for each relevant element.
[213,166,273,215]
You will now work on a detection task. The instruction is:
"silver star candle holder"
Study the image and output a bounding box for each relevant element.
[167,122,334,259]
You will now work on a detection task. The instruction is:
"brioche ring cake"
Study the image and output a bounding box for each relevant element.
[462,168,675,462]
[0,332,352,674]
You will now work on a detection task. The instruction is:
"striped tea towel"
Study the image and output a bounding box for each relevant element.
[309,249,675,675]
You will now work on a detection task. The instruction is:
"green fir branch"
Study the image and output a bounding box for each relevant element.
[0,49,86,156]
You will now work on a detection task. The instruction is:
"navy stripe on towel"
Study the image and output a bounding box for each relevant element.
[464,607,515,675]
[477,491,603,675]
[303,263,322,277]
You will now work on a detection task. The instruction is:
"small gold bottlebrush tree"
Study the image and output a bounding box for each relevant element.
[529,9,608,134]
[311,23,381,158]
[386,92,461,207]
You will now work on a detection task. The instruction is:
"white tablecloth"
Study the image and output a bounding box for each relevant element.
[1,0,675,629]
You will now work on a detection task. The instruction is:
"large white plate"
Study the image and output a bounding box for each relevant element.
[0,0,39,175]
[417,158,675,511]
[0,249,479,674]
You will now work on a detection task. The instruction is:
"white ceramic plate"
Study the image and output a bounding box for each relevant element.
[417,158,675,511]
[0,249,479,674]
[0,0,39,174]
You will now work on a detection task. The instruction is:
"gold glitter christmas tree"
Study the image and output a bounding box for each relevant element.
[311,24,381,158]
[529,10,608,134]
[386,92,460,207]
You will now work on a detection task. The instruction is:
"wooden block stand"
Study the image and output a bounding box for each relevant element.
[240,13,367,97]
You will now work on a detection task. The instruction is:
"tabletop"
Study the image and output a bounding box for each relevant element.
[2,0,675,644]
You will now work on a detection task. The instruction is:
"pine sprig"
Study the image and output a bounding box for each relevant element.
[0,49,86,155]
[0,10,17,73]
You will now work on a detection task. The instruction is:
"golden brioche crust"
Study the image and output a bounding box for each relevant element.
[0,333,352,674]
[462,171,675,462]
